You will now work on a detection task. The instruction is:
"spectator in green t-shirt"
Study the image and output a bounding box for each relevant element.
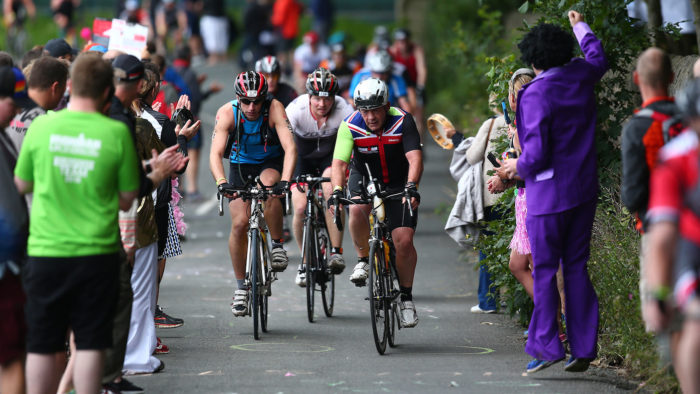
[13,53,140,394]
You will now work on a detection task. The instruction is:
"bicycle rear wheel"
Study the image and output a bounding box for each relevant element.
[251,229,261,340]
[303,221,316,322]
[368,242,388,354]
[319,226,334,317]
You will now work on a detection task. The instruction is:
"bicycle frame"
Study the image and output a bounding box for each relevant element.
[244,190,270,290]
[297,175,335,321]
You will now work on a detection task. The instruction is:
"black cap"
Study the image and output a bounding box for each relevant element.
[0,66,33,108]
[45,38,77,58]
[112,54,144,82]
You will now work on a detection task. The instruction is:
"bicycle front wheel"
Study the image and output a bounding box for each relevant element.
[251,229,261,340]
[260,235,269,333]
[368,242,389,354]
[303,221,316,322]
[319,226,334,317]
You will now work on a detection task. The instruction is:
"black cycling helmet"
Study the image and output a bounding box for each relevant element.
[353,78,388,110]
[235,71,267,99]
[677,78,700,120]
[255,55,280,75]
[305,67,339,97]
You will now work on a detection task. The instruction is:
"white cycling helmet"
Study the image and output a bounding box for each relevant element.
[367,50,392,74]
[353,78,388,110]
[254,55,280,75]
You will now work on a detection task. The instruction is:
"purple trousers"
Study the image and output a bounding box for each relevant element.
[525,200,599,361]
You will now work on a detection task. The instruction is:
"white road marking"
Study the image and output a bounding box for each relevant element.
[195,193,220,216]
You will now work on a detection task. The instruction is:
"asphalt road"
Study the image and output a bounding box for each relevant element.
[129,61,637,393]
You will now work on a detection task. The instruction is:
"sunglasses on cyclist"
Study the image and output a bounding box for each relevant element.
[240,98,264,105]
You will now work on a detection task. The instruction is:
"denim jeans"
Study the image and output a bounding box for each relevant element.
[477,206,500,310]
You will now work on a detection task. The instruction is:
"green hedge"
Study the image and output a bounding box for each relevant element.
[430,0,680,391]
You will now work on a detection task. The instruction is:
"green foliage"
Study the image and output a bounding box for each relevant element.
[479,188,534,326]
[433,0,682,389]
[425,0,520,133]
[524,0,653,190]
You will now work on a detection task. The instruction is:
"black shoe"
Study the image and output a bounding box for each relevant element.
[564,356,592,372]
[155,305,184,328]
[103,378,144,393]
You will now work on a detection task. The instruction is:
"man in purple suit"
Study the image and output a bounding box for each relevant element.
[500,10,608,373]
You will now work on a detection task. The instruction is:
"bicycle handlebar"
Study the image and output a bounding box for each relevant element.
[217,176,289,216]
[331,188,413,231]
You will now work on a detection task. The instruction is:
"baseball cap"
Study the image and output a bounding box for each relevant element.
[0,66,33,108]
[84,43,108,54]
[45,38,77,58]
[112,54,144,82]
[303,31,319,45]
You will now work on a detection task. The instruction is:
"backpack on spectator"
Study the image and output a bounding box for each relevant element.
[635,108,684,170]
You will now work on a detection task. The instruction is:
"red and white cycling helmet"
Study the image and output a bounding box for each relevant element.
[234,71,268,99]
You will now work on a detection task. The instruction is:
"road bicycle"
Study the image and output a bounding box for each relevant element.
[218,177,285,340]
[333,165,412,354]
[294,175,335,323]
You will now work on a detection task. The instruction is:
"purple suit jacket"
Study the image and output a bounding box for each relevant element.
[515,22,608,216]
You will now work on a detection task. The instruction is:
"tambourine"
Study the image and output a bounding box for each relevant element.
[427,113,455,150]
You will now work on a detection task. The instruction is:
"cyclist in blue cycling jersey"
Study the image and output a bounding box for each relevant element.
[209,71,297,317]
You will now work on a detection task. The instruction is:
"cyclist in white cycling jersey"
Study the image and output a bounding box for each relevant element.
[286,67,353,286]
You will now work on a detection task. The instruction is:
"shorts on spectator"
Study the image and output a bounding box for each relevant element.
[201,15,229,54]
[0,273,26,364]
[23,253,119,353]
[277,37,295,52]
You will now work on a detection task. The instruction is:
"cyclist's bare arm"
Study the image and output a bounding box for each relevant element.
[269,99,297,182]
[331,121,354,191]
[209,103,234,186]
[405,149,423,185]
[331,158,349,191]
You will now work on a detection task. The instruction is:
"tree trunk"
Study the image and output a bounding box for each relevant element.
[645,0,663,47]
[691,0,700,54]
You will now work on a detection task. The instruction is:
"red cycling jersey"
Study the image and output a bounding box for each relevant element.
[647,131,700,245]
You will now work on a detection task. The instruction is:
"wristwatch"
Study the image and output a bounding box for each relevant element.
[144,160,153,174]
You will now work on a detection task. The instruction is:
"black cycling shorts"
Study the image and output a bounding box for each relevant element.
[347,169,418,232]
[228,155,284,189]
[292,152,333,181]
[23,253,119,353]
